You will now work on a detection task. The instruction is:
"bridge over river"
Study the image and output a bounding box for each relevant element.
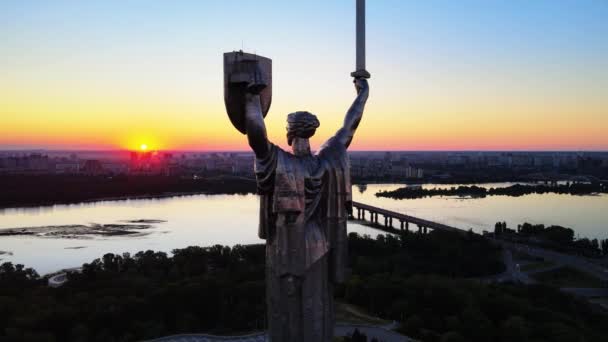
[351,201,468,235]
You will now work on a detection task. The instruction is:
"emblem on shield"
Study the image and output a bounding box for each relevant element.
[223,51,272,134]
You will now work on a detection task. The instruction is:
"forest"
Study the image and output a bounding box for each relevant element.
[1,231,606,342]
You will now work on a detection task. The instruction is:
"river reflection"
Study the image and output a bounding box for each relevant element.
[1,183,607,274]
[355,183,608,240]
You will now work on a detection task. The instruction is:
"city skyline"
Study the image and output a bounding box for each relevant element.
[1,0,607,151]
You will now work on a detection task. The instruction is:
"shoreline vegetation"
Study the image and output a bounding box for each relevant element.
[2,232,608,342]
[0,174,258,209]
[494,221,608,258]
[2,174,606,210]
[376,183,608,200]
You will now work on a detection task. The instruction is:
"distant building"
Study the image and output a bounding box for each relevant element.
[81,160,103,175]
[102,162,129,175]
[0,154,49,174]
[55,162,80,174]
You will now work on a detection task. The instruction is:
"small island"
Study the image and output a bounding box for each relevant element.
[376,183,608,200]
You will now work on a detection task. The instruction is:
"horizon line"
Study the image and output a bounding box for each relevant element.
[1,148,607,154]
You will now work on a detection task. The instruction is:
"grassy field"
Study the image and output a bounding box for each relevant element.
[512,249,544,262]
[533,266,605,288]
[520,260,555,272]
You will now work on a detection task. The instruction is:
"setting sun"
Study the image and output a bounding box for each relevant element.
[140,144,148,151]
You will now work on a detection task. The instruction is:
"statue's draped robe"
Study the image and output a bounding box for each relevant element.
[255,137,351,342]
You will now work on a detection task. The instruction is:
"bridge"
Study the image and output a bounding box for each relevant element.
[351,201,467,235]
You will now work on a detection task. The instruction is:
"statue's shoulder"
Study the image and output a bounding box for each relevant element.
[258,142,285,161]
[316,136,346,159]
[262,143,299,166]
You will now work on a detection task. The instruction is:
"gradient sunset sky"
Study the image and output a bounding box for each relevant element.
[1,0,607,151]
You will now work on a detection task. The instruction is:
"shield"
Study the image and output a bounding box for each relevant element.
[223,51,272,135]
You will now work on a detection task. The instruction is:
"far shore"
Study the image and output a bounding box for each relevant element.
[1,177,600,210]
[0,190,239,210]
[0,174,258,210]
[0,180,524,210]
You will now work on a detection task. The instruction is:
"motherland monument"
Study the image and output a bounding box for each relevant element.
[223,1,370,341]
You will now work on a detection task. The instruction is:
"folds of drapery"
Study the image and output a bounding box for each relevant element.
[255,138,351,283]
[317,137,351,284]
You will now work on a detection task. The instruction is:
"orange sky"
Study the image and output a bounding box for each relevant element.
[1,1,607,151]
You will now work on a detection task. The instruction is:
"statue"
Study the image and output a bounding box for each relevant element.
[223,50,368,341]
[223,2,370,340]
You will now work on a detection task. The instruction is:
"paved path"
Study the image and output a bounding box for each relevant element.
[480,249,534,284]
[47,267,82,287]
[147,323,414,342]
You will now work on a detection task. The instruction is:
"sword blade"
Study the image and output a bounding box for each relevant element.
[352,0,370,78]
[356,0,365,71]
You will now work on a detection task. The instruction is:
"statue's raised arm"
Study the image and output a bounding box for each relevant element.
[244,93,270,158]
[333,78,369,149]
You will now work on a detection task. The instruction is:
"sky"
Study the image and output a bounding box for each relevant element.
[1,0,607,151]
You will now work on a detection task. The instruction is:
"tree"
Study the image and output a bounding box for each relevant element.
[494,222,502,235]
[404,315,424,336]
[591,239,600,252]
[461,307,494,342]
[441,331,466,342]
[350,329,367,342]
[501,316,528,342]
[601,239,608,255]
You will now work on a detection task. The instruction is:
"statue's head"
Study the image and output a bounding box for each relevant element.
[286,111,319,156]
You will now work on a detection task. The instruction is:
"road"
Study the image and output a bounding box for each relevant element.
[499,240,608,283]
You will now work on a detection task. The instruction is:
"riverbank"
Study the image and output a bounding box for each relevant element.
[0,174,257,209]
[376,183,608,200]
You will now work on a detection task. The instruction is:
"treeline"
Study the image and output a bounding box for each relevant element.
[1,232,607,342]
[346,230,504,278]
[342,233,608,342]
[494,221,608,257]
[0,174,257,208]
[376,183,608,200]
[344,275,608,342]
[0,245,267,342]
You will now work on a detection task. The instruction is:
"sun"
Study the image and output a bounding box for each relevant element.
[139,144,148,151]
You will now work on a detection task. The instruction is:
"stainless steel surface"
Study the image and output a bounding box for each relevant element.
[356,0,365,71]
[224,52,369,340]
[351,0,370,79]
[224,51,272,134]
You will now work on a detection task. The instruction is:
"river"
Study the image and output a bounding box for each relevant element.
[1,182,606,274]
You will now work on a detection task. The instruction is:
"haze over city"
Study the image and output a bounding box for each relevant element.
[2,0,607,152]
